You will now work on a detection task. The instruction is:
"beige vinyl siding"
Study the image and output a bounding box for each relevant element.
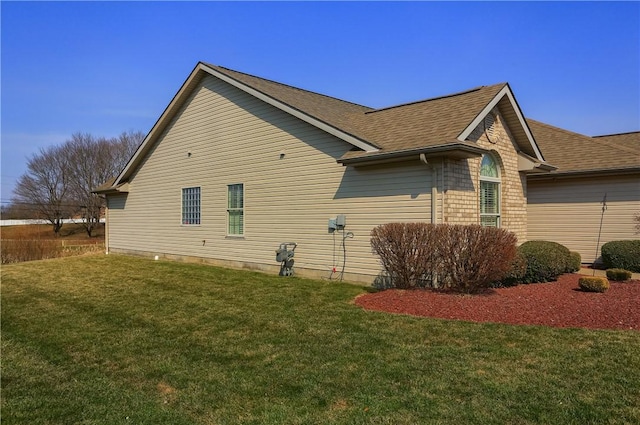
[107,75,432,280]
[527,174,640,263]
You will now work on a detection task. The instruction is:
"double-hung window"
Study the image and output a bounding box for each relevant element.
[479,154,500,227]
[227,184,244,236]
[182,187,201,225]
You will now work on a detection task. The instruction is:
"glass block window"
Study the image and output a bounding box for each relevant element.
[182,187,201,225]
[479,154,500,227]
[227,184,244,235]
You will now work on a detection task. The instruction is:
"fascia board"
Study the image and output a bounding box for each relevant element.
[338,143,488,166]
[457,85,545,162]
[200,63,379,153]
[517,152,557,172]
[92,182,130,195]
[527,167,640,180]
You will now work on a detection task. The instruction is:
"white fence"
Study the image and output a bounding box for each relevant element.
[0,218,105,227]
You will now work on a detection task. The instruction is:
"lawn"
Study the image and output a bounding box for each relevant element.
[2,255,639,424]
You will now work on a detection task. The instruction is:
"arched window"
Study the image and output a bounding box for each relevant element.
[480,154,501,227]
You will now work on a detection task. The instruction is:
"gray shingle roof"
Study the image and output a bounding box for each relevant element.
[213,63,638,174]
[207,63,508,158]
[528,120,640,174]
[206,64,376,147]
[103,62,638,192]
[593,131,640,151]
[348,84,508,157]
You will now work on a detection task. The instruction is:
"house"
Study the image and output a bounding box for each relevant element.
[95,62,639,283]
[526,123,639,263]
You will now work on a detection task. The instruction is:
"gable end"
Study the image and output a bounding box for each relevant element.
[457,84,545,163]
[115,63,379,187]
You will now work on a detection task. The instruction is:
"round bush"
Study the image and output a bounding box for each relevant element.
[606,268,632,282]
[566,251,582,273]
[495,251,527,287]
[518,240,571,283]
[601,240,640,273]
[578,276,610,293]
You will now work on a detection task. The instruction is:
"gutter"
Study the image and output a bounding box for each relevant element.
[92,182,130,195]
[517,152,557,173]
[337,143,488,166]
[420,154,439,224]
[527,167,640,180]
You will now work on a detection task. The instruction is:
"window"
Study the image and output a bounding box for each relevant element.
[479,154,500,227]
[182,187,201,225]
[227,184,244,235]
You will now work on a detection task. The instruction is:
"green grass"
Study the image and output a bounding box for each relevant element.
[2,255,639,424]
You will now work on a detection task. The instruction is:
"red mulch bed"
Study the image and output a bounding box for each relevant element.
[355,274,640,331]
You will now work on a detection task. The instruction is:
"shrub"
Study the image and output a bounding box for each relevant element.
[518,240,571,283]
[601,240,640,273]
[578,276,610,293]
[370,223,517,292]
[370,222,442,289]
[566,251,582,273]
[606,268,632,282]
[437,225,517,293]
[494,251,527,287]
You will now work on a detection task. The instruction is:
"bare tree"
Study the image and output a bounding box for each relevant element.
[11,130,145,237]
[65,133,108,236]
[65,131,145,237]
[114,130,144,167]
[12,145,72,234]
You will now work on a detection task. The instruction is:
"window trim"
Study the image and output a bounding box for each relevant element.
[227,183,244,236]
[181,186,201,226]
[479,154,501,228]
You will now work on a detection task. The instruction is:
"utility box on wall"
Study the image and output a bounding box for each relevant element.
[328,214,346,233]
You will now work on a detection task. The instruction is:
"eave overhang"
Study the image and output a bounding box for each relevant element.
[337,143,488,167]
[517,152,557,173]
[92,182,130,195]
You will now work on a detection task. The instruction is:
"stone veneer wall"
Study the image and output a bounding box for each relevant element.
[443,108,527,242]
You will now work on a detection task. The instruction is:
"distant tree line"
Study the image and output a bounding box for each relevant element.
[5,131,144,236]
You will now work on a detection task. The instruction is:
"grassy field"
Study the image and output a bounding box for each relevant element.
[2,255,639,424]
[1,223,105,240]
[1,224,104,264]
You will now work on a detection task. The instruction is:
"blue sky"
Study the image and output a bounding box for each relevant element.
[2,1,639,203]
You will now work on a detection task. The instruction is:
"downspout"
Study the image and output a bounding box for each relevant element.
[420,154,438,224]
[442,159,448,224]
[104,197,109,254]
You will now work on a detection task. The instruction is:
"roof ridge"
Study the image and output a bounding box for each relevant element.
[529,118,639,155]
[593,137,640,155]
[365,83,507,115]
[527,118,591,138]
[206,63,374,111]
[593,131,640,138]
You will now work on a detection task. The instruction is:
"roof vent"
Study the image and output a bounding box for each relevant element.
[484,113,496,143]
